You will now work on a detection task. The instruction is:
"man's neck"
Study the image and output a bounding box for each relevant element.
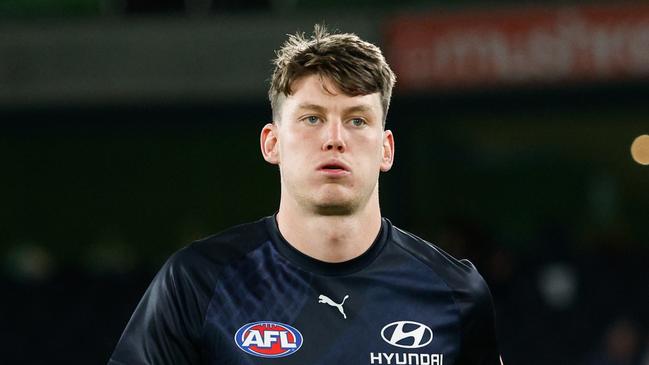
[275,196,382,263]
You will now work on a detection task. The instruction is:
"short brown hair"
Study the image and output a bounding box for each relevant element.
[269,24,396,125]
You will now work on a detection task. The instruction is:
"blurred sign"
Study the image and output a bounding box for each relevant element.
[385,4,649,91]
[0,17,378,107]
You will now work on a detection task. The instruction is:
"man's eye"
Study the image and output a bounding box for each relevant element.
[304,116,320,125]
[350,118,366,127]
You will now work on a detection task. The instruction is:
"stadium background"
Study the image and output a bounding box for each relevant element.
[1,1,648,364]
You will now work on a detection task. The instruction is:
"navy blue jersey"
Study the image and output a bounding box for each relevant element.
[109,216,500,365]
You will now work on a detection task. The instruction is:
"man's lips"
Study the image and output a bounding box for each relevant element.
[316,160,351,175]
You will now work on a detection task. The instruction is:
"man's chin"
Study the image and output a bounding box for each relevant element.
[312,203,356,216]
[300,186,366,215]
[307,186,370,216]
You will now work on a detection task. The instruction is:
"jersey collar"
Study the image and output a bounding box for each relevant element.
[265,214,390,276]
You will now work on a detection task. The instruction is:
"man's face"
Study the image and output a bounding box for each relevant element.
[261,73,394,215]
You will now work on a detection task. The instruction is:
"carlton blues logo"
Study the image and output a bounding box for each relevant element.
[234,321,303,358]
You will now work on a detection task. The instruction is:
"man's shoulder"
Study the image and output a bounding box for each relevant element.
[162,216,271,275]
[389,224,491,301]
[186,216,272,264]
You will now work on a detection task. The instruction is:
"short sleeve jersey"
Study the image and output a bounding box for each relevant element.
[109,216,500,365]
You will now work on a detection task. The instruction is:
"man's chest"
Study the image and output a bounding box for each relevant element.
[201,267,461,365]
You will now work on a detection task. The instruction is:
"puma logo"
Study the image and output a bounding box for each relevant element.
[318,294,349,319]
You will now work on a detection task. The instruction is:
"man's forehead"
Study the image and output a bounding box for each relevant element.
[289,73,377,98]
[286,76,381,110]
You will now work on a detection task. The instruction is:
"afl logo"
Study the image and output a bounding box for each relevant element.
[381,321,433,349]
[234,321,303,358]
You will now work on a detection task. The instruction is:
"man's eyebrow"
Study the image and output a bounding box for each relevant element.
[343,105,374,114]
[296,103,375,114]
[296,103,327,113]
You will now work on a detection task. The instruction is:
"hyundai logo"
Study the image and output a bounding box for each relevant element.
[381,321,433,349]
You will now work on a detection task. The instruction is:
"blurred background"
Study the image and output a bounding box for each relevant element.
[1,0,648,364]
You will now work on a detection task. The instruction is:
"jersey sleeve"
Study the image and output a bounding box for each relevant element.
[455,259,501,365]
[108,246,210,365]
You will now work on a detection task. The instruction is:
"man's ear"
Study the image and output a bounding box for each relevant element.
[380,129,395,172]
[260,122,280,165]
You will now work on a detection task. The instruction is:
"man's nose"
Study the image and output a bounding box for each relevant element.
[322,120,346,152]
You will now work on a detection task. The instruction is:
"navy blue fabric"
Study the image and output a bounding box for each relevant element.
[109,216,500,365]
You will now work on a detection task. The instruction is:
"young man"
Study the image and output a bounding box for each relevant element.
[109,25,502,365]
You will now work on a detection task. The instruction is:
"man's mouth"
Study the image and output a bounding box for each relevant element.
[322,164,345,171]
[317,161,351,175]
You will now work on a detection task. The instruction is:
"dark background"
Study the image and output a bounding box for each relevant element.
[1,1,648,364]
